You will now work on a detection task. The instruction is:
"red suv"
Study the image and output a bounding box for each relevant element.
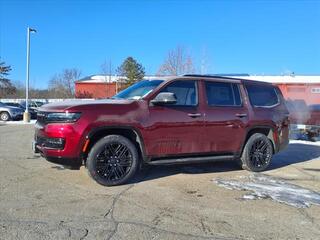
[34,75,290,186]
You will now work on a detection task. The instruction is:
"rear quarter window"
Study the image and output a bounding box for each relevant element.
[246,84,279,107]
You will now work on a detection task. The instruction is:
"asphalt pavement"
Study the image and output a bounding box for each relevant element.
[0,125,320,240]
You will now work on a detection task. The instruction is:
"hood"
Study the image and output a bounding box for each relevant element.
[0,105,23,111]
[39,99,135,112]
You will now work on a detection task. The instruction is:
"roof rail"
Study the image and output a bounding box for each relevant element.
[183,74,250,77]
[183,74,242,80]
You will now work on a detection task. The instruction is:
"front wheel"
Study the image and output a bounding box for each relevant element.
[0,112,10,121]
[86,135,140,186]
[240,133,273,172]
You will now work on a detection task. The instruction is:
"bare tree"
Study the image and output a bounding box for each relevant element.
[49,68,81,98]
[157,46,195,76]
[199,46,211,75]
[101,59,113,82]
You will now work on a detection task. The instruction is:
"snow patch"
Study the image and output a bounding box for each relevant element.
[289,139,320,146]
[214,174,320,208]
[0,120,36,125]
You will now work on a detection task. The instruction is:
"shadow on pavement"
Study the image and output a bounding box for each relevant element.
[132,142,320,184]
[47,142,320,184]
[270,143,320,169]
[131,160,240,184]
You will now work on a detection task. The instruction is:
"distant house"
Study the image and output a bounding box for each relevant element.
[75,74,320,105]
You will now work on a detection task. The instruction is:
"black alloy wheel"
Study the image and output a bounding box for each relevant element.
[87,135,139,186]
[96,142,132,181]
[249,138,272,168]
[240,133,273,172]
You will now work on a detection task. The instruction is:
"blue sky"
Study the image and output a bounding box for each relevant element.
[0,0,319,89]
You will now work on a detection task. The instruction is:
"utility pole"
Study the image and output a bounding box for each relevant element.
[24,27,37,123]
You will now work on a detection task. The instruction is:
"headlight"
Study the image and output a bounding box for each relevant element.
[12,109,22,114]
[45,112,81,123]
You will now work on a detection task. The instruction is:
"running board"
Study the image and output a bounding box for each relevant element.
[148,155,235,166]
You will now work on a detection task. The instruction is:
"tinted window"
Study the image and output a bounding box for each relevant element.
[246,84,279,107]
[161,80,197,106]
[205,82,241,106]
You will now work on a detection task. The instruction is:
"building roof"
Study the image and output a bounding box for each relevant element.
[229,75,320,84]
[76,74,320,84]
[76,75,163,83]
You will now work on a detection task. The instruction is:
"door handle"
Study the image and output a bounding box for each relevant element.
[188,113,202,118]
[235,113,247,118]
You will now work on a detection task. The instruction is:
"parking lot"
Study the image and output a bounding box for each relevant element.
[0,124,320,240]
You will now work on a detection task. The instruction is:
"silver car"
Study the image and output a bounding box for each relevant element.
[0,102,24,121]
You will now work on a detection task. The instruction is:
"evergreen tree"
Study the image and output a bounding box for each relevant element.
[0,61,16,97]
[117,57,145,86]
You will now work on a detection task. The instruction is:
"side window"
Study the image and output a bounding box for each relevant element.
[246,84,279,107]
[161,80,197,106]
[29,102,36,107]
[205,81,242,106]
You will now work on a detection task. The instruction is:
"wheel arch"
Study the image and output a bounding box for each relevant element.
[82,126,147,164]
[241,126,277,155]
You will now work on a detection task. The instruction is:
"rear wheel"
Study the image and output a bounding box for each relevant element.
[86,135,139,186]
[240,133,273,172]
[0,112,10,121]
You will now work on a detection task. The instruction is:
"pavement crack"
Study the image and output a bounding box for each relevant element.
[104,208,112,218]
[105,184,135,240]
[298,208,314,224]
[117,220,242,240]
[297,208,320,232]
[79,228,89,240]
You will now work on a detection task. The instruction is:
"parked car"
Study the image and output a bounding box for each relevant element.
[33,75,290,186]
[4,102,37,119]
[286,100,320,141]
[20,100,46,112]
[0,102,24,121]
[307,104,320,126]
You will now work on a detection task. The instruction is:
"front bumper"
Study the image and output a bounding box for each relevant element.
[34,121,85,167]
[34,139,82,168]
[11,112,23,120]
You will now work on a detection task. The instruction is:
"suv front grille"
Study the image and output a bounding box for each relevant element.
[36,136,65,149]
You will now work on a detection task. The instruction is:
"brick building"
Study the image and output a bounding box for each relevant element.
[75,74,320,105]
[75,75,159,99]
[235,75,320,105]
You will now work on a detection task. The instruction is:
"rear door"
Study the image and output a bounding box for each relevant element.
[144,80,205,157]
[245,83,290,149]
[202,81,248,154]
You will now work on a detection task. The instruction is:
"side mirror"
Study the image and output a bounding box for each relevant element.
[151,92,177,105]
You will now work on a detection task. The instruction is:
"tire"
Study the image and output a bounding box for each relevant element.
[86,135,140,186]
[0,112,10,121]
[240,133,273,172]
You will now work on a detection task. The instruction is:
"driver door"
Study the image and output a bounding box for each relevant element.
[144,80,205,157]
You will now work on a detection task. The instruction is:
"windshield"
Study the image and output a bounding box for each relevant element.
[36,102,45,107]
[113,80,164,100]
